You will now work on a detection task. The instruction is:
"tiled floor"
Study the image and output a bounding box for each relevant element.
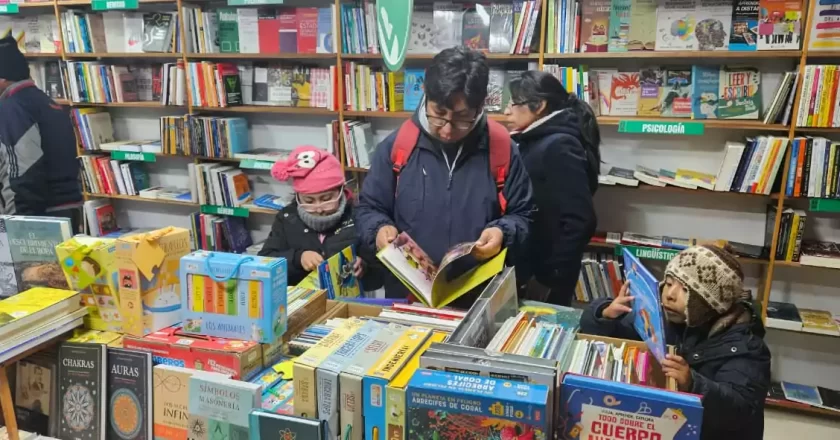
[765,409,840,439]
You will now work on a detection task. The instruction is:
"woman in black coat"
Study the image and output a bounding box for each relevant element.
[505,71,601,306]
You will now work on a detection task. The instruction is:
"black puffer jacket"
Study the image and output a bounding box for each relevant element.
[512,110,597,302]
[259,202,382,289]
[580,298,771,440]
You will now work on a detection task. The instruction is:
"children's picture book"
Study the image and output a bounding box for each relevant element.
[317,246,362,299]
[718,66,761,119]
[581,0,611,52]
[655,0,698,51]
[377,232,507,308]
[730,0,760,50]
[622,248,667,363]
[691,65,720,119]
[695,0,733,50]
[757,0,803,51]
[660,69,693,118]
[560,374,704,440]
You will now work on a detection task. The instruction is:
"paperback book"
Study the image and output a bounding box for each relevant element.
[107,348,152,440]
[58,343,107,440]
[660,69,692,118]
[718,66,761,119]
[655,0,698,51]
[622,248,667,363]
[186,375,262,440]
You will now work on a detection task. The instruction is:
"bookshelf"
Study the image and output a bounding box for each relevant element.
[11,0,840,405]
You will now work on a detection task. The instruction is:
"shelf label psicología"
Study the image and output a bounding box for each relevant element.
[200,205,249,218]
[617,245,678,262]
[111,151,156,162]
[91,0,139,11]
[239,159,274,170]
[0,4,19,14]
[618,120,704,136]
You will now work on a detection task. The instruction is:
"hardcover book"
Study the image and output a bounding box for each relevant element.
[718,66,761,119]
[107,348,152,440]
[58,343,107,440]
[622,248,667,363]
[248,411,326,440]
[152,365,231,440]
[6,216,73,291]
[186,375,262,440]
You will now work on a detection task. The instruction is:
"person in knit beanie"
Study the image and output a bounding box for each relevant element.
[259,146,382,290]
[0,36,29,91]
[580,244,771,440]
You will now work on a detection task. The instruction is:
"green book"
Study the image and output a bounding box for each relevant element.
[217,8,239,53]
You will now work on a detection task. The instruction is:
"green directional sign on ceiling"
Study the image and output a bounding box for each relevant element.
[376,0,413,72]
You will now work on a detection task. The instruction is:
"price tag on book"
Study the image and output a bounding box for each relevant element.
[111,151,156,162]
[809,198,840,213]
[226,0,284,5]
[201,205,249,218]
[617,245,678,262]
[239,159,274,170]
[91,0,139,11]
[618,120,704,136]
[0,4,19,14]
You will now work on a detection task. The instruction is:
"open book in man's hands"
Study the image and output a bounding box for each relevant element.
[376,232,507,308]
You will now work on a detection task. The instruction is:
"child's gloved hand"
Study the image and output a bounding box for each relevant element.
[662,354,693,391]
[601,281,634,319]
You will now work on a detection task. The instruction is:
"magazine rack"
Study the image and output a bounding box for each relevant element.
[0,337,65,440]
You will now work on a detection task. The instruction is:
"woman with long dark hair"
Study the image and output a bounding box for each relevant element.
[505,70,601,306]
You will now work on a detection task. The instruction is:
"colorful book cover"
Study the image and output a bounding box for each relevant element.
[0,287,79,338]
[696,0,733,50]
[107,348,152,440]
[729,0,759,51]
[317,245,362,300]
[718,66,761,119]
[628,0,657,50]
[249,411,326,440]
[461,5,490,50]
[691,65,720,119]
[0,216,18,297]
[152,366,231,440]
[296,7,318,54]
[216,9,239,53]
[560,374,703,440]
[58,343,106,440]
[622,248,667,363]
[757,0,803,50]
[596,69,617,115]
[6,216,72,291]
[660,69,693,118]
[655,0,697,51]
[608,0,631,52]
[638,67,664,116]
[808,0,840,50]
[403,69,425,112]
[186,375,261,440]
[580,0,611,52]
[608,71,640,116]
[406,369,550,440]
[316,7,334,53]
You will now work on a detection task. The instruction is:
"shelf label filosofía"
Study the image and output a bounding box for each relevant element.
[91,0,139,11]
[618,120,704,136]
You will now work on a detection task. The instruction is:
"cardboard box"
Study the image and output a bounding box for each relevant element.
[56,236,123,332]
[180,251,288,343]
[577,333,678,391]
[293,318,367,418]
[283,288,328,342]
[116,227,191,337]
[385,331,448,440]
[122,324,263,380]
[364,326,433,440]
[316,300,382,323]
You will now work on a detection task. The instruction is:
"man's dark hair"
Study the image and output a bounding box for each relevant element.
[424,47,489,110]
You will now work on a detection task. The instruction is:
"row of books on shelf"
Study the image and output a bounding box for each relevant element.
[795,65,840,128]
[769,381,840,414]
[576,251,623,303]
[590,230,764,258]
[160,115,250,156]
[78,155,154,197]
[768,206,806,263]
[183,6,333,55]
[340,120,375,169]
[551,0,802,54]
[766,301,840,336]
[189,213,252,253]
[65,60,186,105]
[0,14,60,54]
[784,137,840,198]
[343,1,539,55]
[61,10,180,54]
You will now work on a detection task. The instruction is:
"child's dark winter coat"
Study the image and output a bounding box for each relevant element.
[580,298,771,440]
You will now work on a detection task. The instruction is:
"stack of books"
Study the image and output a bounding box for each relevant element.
[576,251,623,303]
[29,61,66,100]
[486,311,578,361]
[340,120,375,169]
[795,65,840,128]
[766,301,840,335]
[72,109,115,151]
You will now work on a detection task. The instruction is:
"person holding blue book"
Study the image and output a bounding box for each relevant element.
[260,146,381,290]
[580,245,771,440]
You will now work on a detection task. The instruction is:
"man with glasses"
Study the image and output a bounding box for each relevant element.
[355,47,534,300]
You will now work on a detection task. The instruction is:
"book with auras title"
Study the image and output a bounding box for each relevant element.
[58,343,108,440]
[186,375,262,440]
[107,348,152,440]
[377,232,507,308]
[622,248,667,363]
[560,374,703,440]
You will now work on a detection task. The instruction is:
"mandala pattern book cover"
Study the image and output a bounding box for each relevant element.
[107,348,152,440]
[59,343,107,440]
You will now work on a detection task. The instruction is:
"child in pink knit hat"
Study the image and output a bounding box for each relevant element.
[259,146,381,290]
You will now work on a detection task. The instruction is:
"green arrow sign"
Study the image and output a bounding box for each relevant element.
[201,205,249,218]
[239,159,274,170]
[227,0,283,5]
[618,120,704,136]
[91,0,138,11]
[111,151,156,162]
[809,198,840,213]
[617,245,678,262]
[376,0,413,71]
[0,4,19,14]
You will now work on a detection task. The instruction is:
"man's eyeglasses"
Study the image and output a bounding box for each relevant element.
[426,114,476,131]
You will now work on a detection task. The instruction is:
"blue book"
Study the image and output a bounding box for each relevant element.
[403,69,425,111]
[226,118,250,154]
[622,247,667,363]
[691,65,719,119]
[786,138,800,196]
[560,374,703,440]
[187,375,262,440]
[317,8,333,53]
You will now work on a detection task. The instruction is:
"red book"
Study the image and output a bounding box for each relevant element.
[258,8,281,54]
[279,9,298,53]
[296,7,318,54]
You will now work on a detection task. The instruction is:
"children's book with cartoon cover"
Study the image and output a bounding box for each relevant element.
[377,232,507,308]
[317,245,362,299]
[560,374,703,440]
[622,248,667,363]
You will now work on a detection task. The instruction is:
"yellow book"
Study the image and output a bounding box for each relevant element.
[384,331,447,440]
[293,318,367,418]
[364,326,433,440]
[56,236,123,332]
[674,169,716,191]
[757,138,781,194]
[0,288,81,338]
[785,212,800,261]
[68,328,122,346]
[388,71,405,112]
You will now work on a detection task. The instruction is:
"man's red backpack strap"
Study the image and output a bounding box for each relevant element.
[391,119,511,214]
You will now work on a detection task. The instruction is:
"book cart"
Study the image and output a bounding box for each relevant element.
[4,0,840,432]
